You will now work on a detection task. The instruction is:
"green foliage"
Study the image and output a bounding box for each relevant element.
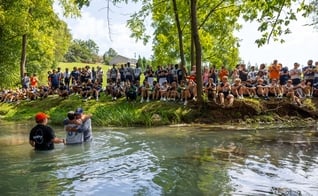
[305,0,318,27]
[0,94,187,127]
[103,48,118,65]
[127,0,241,68]
[127,12,151,45]
[240,0,318,46]
[0,0,74,88]
[64,39,101,63]
[125,0,318,67]
[58,0,88,17]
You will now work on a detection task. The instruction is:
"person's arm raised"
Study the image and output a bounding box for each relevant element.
[52,137,65,144]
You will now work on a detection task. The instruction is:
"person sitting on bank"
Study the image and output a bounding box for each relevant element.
[217,76,234,108]
[283,79,303,106]
[64,111,84,144]
[29,112,65,151]
[125,81,137,101]
[204,78,217,102]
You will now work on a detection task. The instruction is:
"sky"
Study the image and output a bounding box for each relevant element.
[55,0,318,68]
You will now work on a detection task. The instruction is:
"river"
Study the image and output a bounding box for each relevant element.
[0,121,317,195]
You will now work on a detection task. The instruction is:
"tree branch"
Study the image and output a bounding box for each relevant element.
[107,0,112,41]
[267,0,286,44]
[198,0,226,29]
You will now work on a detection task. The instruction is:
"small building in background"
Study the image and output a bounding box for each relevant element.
[109,55,137,67]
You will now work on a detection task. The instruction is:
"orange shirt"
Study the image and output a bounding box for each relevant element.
[268,65,280,80]
[219,69,229,80]
[30,76,38,87]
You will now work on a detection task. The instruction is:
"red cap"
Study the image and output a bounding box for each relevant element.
[35,112,49,122]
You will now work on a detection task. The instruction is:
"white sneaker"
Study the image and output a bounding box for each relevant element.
[146,98,150,102]
[140,98,144,103]
[184,100,188,106]
[254,95,259,98]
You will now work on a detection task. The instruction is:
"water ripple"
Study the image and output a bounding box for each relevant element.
[229,155,318,195]
[56,131,163,196]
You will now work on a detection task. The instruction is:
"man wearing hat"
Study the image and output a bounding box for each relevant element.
[64,108,93,142]
[29,112,65,151]
[64,111,84,144]
[75,108,93,142]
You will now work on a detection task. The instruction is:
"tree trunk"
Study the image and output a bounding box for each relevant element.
[20,34,27,85]
[191,37,195,67]
[190,0,203,104]
[172,0,187,80]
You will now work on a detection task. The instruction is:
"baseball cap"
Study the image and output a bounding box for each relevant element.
[74,108,83,115]
[35,112,49,122]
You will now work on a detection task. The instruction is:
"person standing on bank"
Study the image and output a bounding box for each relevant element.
[29,112,65,151]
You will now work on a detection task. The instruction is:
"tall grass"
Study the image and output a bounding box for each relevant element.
[0,94,187,127]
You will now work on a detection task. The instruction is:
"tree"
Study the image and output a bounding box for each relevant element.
[103,48,118,65]
[125,0,318,104]
[64,39,100,63]
[0,0,83,88]
[190,0,202,104]
[307,0,318,26]
[137,55,143,67]
[127,0,242,104]
[142,56,147,69]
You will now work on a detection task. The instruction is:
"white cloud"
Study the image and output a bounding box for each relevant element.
[56,0,152,59]
[67,11,107,40]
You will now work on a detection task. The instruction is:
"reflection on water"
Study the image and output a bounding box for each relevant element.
[0,123,318,195]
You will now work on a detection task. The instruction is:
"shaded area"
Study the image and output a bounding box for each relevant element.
[185,98,318,125]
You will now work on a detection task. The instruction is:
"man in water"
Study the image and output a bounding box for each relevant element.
[64,108,93,142]
[64,111,84,144]
[29,112,65,150]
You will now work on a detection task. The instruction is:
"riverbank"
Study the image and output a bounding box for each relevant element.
[1,93,317,127]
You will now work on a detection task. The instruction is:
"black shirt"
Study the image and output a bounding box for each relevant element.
[29,124,55,151]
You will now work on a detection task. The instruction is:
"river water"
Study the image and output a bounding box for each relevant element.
[0,121,318,196]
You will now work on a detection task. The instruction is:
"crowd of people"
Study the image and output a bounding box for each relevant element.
[2,59,318,107]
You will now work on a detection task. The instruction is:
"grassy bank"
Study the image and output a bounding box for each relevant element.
[1,91,317,127]
[0,93,191,127]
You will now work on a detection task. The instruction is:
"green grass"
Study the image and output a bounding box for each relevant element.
[1,62,151,126]
[0,93,188,127]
